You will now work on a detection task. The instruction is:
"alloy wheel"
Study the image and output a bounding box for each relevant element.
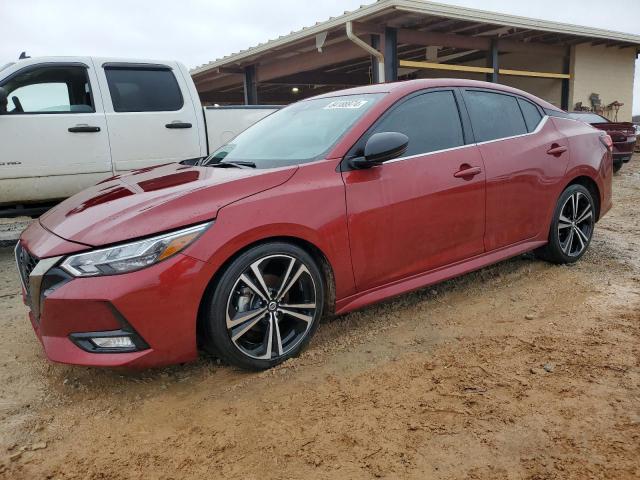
[557,191,594,257]
[225,254,318,360]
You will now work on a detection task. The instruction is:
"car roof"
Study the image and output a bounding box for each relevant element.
[312,78,562,112]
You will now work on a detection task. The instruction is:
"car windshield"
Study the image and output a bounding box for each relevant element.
[203,93,383,169]
[568,113,609,124]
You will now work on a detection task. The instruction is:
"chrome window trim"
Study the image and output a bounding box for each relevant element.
[385,143,474,164]
[382,115,549,165]
[474,115,549,147]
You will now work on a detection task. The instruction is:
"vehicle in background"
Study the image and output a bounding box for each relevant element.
[634,124,640,153]
[16,79,613,370]
[568,112,636,173]
[0,56,278,215]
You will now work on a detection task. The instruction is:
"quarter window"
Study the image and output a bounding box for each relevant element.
[465,90,527,142]
[518,98,543,132]
[104,67,183,112]
[0,65,94,113]
[369,90,465,157]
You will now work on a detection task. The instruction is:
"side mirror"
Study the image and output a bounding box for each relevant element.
[0,87,7,114]
[349,132,409,169]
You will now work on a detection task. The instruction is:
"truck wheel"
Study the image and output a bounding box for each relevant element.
[202,242,324,370]
[535,184,595,264]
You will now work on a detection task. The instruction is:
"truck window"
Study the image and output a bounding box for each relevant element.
[0,65,94,114]
[104,67,183,112]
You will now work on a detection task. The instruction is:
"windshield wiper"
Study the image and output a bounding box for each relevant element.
[209,161,256,169]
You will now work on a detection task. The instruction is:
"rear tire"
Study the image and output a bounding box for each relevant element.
[535,184,595,264]
[202,242,325,370]
[613,159,623,173]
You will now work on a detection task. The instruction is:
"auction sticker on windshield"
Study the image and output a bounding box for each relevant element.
[324,99,369,109]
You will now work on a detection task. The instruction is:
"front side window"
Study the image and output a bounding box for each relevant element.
[0,65,93,113]
[205,94,383,169]
[367,90,465,157]
[104,67,183,112]
[465,90,527,142]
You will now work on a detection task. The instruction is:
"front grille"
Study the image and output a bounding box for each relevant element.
[15,242,39,306]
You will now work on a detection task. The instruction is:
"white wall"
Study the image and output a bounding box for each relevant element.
[570,44,636,121]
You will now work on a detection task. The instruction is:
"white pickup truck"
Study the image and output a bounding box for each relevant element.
[0,56,278,214]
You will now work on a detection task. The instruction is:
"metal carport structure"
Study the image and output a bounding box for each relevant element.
[191,0,640,120]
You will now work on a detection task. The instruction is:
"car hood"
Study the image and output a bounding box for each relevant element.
[40,162,297,246]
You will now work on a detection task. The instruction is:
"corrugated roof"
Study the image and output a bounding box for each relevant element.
[191,0,640,75]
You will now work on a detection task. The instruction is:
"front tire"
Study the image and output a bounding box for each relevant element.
[535,184,596,264]
[202,242,325,370]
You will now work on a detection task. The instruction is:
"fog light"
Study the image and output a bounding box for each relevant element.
[91,336,135,349]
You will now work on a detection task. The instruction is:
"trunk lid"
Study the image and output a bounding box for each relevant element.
[592,122,636,141]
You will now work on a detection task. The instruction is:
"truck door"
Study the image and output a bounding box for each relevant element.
[0,58,112,204]
[93,60,201,171]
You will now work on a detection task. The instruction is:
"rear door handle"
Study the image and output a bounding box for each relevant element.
[453,166,482,178]
[165,122,192,129]
[547,145,568,156]
[68,125,101,133]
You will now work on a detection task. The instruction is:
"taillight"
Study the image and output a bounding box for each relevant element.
[600,134,613,151]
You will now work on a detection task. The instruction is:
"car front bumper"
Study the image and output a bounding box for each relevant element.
[17,223,214,369]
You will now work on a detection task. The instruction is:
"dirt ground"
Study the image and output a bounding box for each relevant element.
[1,157,639,480]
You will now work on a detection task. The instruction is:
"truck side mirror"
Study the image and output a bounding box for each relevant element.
[0,87,7,114]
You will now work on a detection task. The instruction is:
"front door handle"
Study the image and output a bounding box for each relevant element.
[165,122,192,129]
[547,144,568,156]
[68,125,101,133]
[453,166,482,178]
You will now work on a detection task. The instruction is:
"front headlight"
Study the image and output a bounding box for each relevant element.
[60,222,211,277]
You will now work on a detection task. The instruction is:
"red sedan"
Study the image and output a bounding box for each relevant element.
[16,79,613,370]
[568,112,636,172]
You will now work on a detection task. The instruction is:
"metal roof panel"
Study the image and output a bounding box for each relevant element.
[191,0,640,75]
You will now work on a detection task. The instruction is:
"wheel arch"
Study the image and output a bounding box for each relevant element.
[565,175,601,221]
[195,235,336,349]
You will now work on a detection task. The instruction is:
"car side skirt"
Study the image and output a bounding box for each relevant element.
[335,239,547,315]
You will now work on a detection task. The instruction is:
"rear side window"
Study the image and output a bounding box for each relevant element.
[465,90,527,142]
[370,90,464,157]
[518,98,543,132]
[104,67,183,112]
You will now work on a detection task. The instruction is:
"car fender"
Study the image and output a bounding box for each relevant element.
[184,161,357,300]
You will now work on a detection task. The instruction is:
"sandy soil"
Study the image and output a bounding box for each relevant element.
[0,217,31,246]
[1,158,639,480]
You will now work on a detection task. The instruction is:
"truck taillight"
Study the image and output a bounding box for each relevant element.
[600,134,613,151]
